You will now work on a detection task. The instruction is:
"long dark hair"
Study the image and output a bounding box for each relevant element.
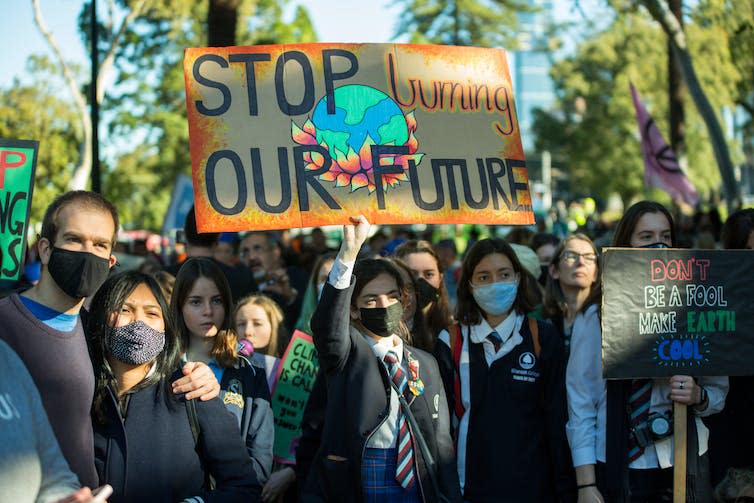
[543,233,602,319]
[386,258,431,350]
[351,258,410,341]
[395,240,454,338]
[612,201,676,247]
[456,238,536,325]
[88,270,182,423]
[171,257,237,368]
[721,209,754,250]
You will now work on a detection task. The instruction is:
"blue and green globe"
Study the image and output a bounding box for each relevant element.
[311,85,408,158]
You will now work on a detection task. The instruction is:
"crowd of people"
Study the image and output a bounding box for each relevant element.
[1,189,753,503]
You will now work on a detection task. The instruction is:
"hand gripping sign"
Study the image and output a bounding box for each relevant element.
[183,43,533,231]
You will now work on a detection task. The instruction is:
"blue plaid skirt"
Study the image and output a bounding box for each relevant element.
[362,447,421,503]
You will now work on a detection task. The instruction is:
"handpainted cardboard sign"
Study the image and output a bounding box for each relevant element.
[270,329,319,464]
[601,248,754,378]
[183,43,533,231]
[0,139,38,281]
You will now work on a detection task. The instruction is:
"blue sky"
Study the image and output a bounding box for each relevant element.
[0,0,403,88]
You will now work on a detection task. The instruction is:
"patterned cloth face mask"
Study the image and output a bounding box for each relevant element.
[106,320,165,365]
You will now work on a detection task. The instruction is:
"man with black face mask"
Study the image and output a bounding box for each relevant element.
[0,191,220,490]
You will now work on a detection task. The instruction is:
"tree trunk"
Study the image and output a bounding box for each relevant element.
[208,0,240,47]
[639,0,741,211]
[667,0,685,161]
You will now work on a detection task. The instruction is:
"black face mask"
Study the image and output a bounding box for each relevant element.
[47,247,111,298]
[416,277,438,309]
[359,302,404,338]
[640,242,670,249]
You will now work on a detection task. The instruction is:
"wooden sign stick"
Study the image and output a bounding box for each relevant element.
[673,402,687,503]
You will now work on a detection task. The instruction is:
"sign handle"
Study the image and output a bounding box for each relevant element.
[673,402,687,503]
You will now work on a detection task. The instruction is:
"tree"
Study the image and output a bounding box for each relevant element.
[100,0,317,230]
[32,0,150,191]
[532,8,740,205]
[0,56,81,222]
[637,0,741,209]
[393,0,535,47]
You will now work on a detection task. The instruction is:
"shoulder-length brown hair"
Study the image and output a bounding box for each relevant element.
[171,257,237,368]
[395,240,454,338]
[456,238,536,326]
[543,233,602,319]
[234,293,289,358]
[612,201,676,247]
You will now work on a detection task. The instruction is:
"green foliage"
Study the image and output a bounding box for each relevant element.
[532,7,744,204]
[0,56,81,223]
[87,0,317,231]
[393,0,536,47]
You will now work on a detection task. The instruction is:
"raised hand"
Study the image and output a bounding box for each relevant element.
[339,215,371,263]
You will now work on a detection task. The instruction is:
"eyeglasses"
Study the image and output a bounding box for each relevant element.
[561,251,598,265]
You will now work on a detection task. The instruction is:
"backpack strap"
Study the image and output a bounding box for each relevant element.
[528,317,541,358]
[449,323,465,421]
[186,397,200,447]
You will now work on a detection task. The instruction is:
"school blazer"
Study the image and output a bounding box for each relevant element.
[303,281,462,503]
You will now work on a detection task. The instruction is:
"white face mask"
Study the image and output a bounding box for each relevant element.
[470,278,519,316]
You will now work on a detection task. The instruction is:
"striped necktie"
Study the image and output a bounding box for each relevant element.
[383,350,416,489]
[487,331,503,352]
[628,379,652,463]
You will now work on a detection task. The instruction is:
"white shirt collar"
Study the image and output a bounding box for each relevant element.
[469,311,525,357]
[365,331,404,364]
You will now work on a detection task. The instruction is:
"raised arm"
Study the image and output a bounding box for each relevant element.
[310,216,371,373]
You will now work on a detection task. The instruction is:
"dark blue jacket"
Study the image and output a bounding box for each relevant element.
[303,282,462,503]
[219,357,274,484]
[93,376,261,502]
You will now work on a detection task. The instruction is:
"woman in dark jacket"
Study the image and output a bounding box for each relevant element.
[172,257,274,485]
[88,270,261,502]
[434,237,576,502]
[304,215,461,503]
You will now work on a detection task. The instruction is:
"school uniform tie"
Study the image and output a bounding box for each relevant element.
[487,331,503,352]
[383,350,416,489]
[628,378,652,463]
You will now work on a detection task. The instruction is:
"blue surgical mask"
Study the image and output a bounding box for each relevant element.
[471,279,519,316]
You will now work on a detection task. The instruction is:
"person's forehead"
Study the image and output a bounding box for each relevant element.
[406,251,437,269]
[634,212,671,232]
[564,239,593,253]
[474,253,513,272]
[56,204,115,238]
[359,273,398,295]
[242,234,268,247]
[188,277,221,296]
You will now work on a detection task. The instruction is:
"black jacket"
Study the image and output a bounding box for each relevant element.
[435,319,576,503]
[220,358,275,484]
[93,376,261,502]
[303,281,462,503]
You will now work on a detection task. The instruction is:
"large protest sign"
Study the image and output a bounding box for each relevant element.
[183,43,533,231]
[602,248,754,378]
[0,139,38,281]
[270,330,319,463]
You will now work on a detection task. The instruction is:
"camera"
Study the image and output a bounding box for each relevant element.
[632,411,673,448]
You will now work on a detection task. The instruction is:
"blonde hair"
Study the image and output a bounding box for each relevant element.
[234,293,288,358]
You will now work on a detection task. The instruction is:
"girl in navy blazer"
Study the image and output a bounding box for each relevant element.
[303,216,461,503]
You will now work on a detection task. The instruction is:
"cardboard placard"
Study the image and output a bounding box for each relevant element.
[601,248,754,378]
[270,329,319,464]
[0,139,38,281]
[183,43,533,231]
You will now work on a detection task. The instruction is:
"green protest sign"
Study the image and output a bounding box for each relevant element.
[270,329,319,463]
[0,139,38,281]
